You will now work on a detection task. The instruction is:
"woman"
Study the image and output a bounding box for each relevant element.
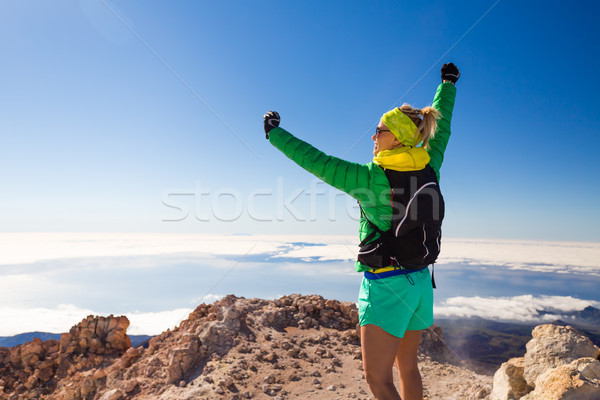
[264,63,459,400]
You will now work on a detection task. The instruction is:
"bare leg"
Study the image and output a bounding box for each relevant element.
[361,324,402,400]
[394,329,423,400]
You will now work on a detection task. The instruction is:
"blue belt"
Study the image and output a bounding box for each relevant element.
[364,266,429,280]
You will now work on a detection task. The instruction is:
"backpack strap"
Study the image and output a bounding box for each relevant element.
[358,202,386,247]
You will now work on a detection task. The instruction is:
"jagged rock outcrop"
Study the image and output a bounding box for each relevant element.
[66,315,130,354]
[523,324,599,388]
[491,323,600,400]
[490,357,532,400]
[1,294,489,400]
[521,357,600,400]
[0,315,130,399]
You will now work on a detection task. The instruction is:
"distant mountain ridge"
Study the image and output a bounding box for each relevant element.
[0,332,152,348]
[572,305,600,326]
[0,332,60,348]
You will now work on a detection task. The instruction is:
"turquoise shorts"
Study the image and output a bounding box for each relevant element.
[358,268,433,338]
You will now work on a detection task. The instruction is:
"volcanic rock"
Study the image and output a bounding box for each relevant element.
[490,357,532,400]
[523,324,600,387]
[0,294,495,400]
[491,323,600,400]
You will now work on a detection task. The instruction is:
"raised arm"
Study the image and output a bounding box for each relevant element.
[267,126,373,201]
[427,63,459,181]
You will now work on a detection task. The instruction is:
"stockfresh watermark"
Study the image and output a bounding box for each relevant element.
[162,176,442,223]
[162,178,359,222]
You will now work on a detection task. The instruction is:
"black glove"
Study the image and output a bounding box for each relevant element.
[441,63,460,84]
[263,111,280,139]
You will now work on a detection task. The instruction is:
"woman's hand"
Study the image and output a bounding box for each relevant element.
[263,111,280,139]
[441,63,460,84]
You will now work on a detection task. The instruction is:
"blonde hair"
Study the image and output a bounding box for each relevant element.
[399,104,441,148]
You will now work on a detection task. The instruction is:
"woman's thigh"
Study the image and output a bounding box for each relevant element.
[395,329,421,371]
[361,324,403,381]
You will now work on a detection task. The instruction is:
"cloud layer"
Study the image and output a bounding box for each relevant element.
[2,294,597,337]
[1,234,599,336]
[434,295,600,322]
[0,233,356,265]
[1,234,598,275]
[438,238,600,275]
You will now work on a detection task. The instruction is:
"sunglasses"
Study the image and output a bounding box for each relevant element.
[375,128,392,136]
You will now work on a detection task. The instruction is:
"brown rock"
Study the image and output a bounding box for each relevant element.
[8,347,22,368]
[58,333,73,354]
[37,366,55,382]
[119,379,139,393]
[120,346,143,368]
[523,324,600,387]
[80,374,97,398]
[24,374,38,390]
[105,316,132,351]
[490,357,532,400]
[20,338,44,367]
[522,357,600,400]
[166,334,201,384]
[98,388,125,400]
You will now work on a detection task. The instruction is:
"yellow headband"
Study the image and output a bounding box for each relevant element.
[380,108,421,147]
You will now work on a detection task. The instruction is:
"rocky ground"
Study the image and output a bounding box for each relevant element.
[2,294,598,400]
[138,324,492,400]
[490,324,600,400]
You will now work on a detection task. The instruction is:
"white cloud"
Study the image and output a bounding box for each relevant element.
[127,308,193,335]
[434,295,600,322]
[271,242,356,262]
[439,238,600,275]
[190,294,224,306]
[0,305,194,337]
[0,233,356,266]
[0,304,96,336]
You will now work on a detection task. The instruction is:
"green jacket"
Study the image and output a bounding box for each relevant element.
[269,82,457,272]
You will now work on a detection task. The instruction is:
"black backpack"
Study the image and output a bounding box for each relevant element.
[357,164,445,277]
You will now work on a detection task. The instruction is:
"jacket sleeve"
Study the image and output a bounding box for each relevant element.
[268,127,372,201]
[427,82,457,181]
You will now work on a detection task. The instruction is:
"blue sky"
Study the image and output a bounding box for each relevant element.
[1,0,599,241]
